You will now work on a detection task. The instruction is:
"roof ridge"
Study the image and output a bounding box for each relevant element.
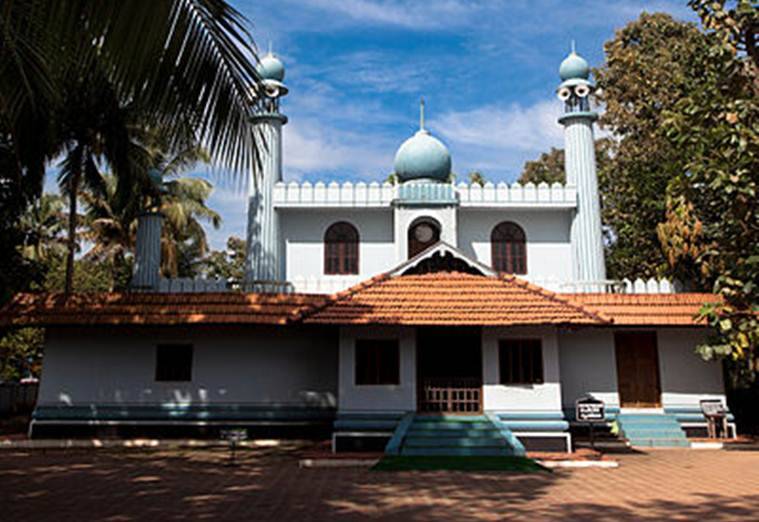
[501,274,611,324]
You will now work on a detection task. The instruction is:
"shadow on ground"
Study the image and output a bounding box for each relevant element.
[1,445,758,521]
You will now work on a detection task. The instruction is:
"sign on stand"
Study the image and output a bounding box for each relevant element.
[221,428,248,466]
[700,400,728,439]
[575,395,606,450]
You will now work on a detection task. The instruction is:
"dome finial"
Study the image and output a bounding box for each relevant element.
[419,97,425,131]
[571,39,576,54]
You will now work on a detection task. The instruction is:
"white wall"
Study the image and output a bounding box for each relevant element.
[38,326,338,408]
[457,209,573,283]
[658,328,726,408]
[482,327,563,412]
[558,327,726,411]
[558,329,619,409]
[338,326,416,413]
[279,208,394,282]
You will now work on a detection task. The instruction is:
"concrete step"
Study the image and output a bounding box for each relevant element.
[617,415,681,424]
[406,428,502,438]
[628,438,690,448]
[400,447,514,457]
[622,427,686,435]
[403,437,509,448]
[410,421,492,431]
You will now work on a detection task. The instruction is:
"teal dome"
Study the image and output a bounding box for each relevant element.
[393,129,451,183]
[559,52,590,81]
[257,53,285,82]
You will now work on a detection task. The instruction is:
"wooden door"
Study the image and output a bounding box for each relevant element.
[615,332,661,408]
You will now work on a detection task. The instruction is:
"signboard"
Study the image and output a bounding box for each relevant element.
[700,400,726,418]
[575,396,606,423]
[221,428,248,442]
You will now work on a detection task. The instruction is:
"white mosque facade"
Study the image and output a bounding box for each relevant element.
[2,50,735,453]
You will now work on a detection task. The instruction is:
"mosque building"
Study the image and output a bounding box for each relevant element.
[1,48,733,452]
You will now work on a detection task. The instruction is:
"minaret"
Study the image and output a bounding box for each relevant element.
[245,50,288,283]
[557,45,606,282]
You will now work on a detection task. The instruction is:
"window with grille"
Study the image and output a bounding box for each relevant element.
[355,340,400,385]
[498,339,543,384]
[155,344,193,382]
[491,222,527,274]
[324,222,359,274]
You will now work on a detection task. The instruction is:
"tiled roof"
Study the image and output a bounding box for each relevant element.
[0,279,721,328]
[0,292,328,327]
[569,293,718,326]
[301,272,608,326]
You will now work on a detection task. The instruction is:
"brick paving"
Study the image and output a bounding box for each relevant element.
[1,445,758,521]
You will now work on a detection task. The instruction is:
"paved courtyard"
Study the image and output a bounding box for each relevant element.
[1,445,758,521]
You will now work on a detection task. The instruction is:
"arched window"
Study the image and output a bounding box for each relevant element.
[324,222,359,275]
[491,222,527,274]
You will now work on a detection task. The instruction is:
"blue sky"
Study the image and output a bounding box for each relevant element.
[46,1,698,250]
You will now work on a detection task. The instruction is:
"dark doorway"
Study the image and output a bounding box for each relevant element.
[417,327,482,413]
[615,332,662,408]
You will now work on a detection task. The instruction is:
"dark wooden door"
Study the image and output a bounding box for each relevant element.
[615,332,661,408]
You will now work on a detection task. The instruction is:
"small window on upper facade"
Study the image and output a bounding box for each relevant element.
[355,339,400,385]
[491,222,527,274]
[324,222,359,275]
[499,339,543,384]
[155,344,193,382]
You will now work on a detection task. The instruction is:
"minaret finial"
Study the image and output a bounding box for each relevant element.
[419,97,425,131]
[571,39,576,54]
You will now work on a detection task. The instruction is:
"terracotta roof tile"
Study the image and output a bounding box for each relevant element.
[0,292,328,327]
[301,272,608,326]
[569,293,719,326]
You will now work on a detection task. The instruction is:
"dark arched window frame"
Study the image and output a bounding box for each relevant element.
[491,222,527,275]
[324,222,359,275]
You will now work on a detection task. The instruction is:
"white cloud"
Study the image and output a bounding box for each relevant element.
[295,0,477,29]
[434,100,563,153]
[283,119,393,178]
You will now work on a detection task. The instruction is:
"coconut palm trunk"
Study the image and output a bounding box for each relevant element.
[63,149,82,295]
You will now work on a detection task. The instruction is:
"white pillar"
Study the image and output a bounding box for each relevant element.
[563,114,606,282]
[245,114,286,282]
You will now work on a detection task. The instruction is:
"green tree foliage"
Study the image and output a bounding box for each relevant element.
[594,12,712,280]
[661,1,759,374]
[0,0,265,301]
[467,171,486,186]
[201,236,247,282]
[519,148,566,185]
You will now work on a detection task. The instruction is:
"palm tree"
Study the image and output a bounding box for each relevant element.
[82,128,220,279]
[82,173,221,279]
[2,1,264,180]
[18,194,67,262]
[1,1,266,297]
[55,66,136,294]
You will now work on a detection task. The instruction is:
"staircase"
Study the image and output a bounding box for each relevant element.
[387,414,525,457]
[616,413,690,448]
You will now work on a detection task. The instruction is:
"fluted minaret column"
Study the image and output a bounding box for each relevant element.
[245,51,288,283]
[557,48,606,282]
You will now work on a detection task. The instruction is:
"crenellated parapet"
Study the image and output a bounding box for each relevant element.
[456,181,575,207]
[273,180,577,209]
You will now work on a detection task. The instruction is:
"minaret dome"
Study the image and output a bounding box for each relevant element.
[257,52,285,82]
[559,51,590,81]
[393,99,452,183]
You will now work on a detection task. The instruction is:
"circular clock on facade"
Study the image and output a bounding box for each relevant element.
[414,224,435,243]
